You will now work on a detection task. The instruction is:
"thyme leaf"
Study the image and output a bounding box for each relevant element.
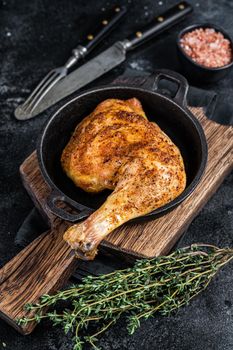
[17,244,233,349]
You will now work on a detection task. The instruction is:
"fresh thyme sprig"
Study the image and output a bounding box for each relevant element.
[17,244,233,350]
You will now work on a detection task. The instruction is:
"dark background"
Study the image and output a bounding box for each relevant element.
[0,0,233,349]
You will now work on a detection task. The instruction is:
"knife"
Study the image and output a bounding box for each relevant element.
[14,5,127,120]
[16,1,192,120]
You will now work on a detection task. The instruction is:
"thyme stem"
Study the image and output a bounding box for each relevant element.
[17,244,233,350]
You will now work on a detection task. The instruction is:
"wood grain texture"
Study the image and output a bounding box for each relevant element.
[0,106,232,335]
[0,221,76,334]
[18,107,233,259]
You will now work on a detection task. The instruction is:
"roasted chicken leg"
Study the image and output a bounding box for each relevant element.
[61,98,186,260]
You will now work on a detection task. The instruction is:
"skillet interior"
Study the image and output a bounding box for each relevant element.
[38,86,207,219]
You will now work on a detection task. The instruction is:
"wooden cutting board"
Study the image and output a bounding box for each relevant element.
[0,102,232,334]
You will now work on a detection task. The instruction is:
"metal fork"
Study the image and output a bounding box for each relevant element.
[14,49,86,120]
[14,5,127,120]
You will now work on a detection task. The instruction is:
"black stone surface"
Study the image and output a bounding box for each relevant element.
[0,0,232,349]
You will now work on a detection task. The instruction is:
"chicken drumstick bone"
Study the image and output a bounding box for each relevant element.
[61,98,186,260]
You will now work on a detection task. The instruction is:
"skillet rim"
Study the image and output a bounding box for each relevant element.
[37,84,208,221]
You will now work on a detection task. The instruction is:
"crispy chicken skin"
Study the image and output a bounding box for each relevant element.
[61,98,186,260]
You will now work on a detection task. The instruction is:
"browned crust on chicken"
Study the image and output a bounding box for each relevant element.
[61,98,186,260]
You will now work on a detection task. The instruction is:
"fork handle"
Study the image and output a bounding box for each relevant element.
[65,5,127,69]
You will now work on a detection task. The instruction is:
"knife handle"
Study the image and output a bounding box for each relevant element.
[65,6,127,69]
[125,1,192,50]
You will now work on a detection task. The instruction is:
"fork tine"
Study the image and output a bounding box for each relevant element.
[27,72,63,114]
[23,70,56,107]
[27,74,62,113]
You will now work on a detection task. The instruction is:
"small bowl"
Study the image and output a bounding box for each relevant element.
[177,23,233,84]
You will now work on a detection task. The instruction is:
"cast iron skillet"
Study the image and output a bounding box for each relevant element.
[38,69,208,223]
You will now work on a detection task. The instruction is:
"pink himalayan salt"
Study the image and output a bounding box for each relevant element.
[180,27,233,68]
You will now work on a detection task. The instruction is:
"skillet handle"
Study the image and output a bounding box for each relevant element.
[46,191,93,223]
[141,69,189,107]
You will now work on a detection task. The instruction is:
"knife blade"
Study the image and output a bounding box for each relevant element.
[20,42,127,119]
[17,1,192,120]
[14,6,127,121]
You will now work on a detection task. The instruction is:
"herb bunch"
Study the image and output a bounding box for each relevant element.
[18,244,233,350]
